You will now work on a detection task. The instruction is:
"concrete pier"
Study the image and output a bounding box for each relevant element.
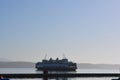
[0,73,120,78]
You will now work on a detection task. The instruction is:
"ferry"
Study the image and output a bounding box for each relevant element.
[0,79,9,80]
[112,77,120,80]
[0,76,9,80]
[35,57,77,71]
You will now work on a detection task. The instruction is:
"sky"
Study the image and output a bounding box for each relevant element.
[0,0,120,64]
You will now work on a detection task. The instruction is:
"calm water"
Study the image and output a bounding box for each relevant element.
[0,68,119,80]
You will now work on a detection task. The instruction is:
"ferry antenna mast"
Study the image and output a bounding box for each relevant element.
[44,54,47,59]
[63,53,66,59]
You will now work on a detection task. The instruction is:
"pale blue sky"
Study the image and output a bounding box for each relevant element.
[0,0,120,64]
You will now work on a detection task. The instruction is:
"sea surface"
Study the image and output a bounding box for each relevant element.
[0,68,119,80]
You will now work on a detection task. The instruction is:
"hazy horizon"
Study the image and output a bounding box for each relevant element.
[1,0,120,64]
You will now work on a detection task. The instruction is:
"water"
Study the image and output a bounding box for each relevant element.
[0,68,119,80]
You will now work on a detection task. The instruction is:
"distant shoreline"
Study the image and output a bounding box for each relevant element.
[0,62,35,68]
[0,61,120,69]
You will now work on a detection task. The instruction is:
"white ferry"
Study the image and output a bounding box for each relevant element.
[35,58,77,71]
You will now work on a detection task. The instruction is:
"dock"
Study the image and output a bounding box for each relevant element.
[0,73,120,78]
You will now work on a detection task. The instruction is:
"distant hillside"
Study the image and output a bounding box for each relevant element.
[77,63,120,69]
[0,62,35,68]
[0,58,12,62]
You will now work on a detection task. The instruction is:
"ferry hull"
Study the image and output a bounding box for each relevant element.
[36,67,76,71]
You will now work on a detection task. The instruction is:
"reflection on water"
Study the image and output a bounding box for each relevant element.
[10,77,114,80]
[41,78,115,80]
[37,70,74,80]
[36,70,77,74]
[43,77,68,80]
